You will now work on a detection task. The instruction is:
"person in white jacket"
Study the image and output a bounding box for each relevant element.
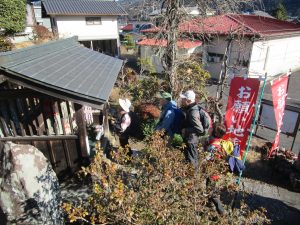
[115,98,132,156]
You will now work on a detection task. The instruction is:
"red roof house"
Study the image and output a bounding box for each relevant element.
[121,24,133,32]
[137,38,202,49]
[139,14,300,79]
[143,14,300,38]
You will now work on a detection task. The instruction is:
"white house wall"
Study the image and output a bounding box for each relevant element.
[249,36,300,77]
[205,37,252,79]
[55,15,119,41]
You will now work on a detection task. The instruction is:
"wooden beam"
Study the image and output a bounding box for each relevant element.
[0,89,46,99]
[4,75,105,109]
[0,135,78,141]
[47,140,57,171]
[0,75,7,84]
[74,104,89,158]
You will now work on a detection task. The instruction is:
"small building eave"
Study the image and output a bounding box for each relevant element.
[0,37,123,109]
[47,13,128,16]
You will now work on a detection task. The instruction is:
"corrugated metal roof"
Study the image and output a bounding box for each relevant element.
[0,37,123,105]
[42,0,127,16]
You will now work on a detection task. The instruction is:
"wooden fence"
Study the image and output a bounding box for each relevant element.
[0,82,88,177]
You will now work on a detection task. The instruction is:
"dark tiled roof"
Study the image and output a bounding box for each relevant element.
[0,37,123,105]
[42,0,127,16]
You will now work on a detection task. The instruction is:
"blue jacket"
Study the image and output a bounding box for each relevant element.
[155,101,176,136]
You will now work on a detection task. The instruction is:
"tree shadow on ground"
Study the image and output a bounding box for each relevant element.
[243,158,292,189]
[221,191,300,225]
[247,195,300,225]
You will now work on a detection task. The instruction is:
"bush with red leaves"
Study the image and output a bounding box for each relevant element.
[137,104,161,120]
[33,25,53,41]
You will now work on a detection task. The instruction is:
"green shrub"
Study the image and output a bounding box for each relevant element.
[0,0,26,35]
[172,133,184,147]
[124,34,135,49]
[141,119,158,138]
[125,76,161,104]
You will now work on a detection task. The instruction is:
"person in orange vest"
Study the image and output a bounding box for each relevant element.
[207,122,245,174]
[206,123,232,160]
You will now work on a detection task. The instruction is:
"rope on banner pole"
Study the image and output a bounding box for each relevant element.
[236,73,268,185]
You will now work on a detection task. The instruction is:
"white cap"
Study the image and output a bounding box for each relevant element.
[180,90,196,101]
[118,98,131,112]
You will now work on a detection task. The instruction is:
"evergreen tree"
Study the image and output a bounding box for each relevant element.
[275,2,288,21]
[0,0,26,35]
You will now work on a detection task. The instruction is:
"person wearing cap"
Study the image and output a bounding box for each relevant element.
[180,90,205,168]
[115,98,133,155]
[155,91,176,137]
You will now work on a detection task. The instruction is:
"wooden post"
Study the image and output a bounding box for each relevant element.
[74,103,89,158]
[58,101,72,170]
[47,140,57,172]
[66,102,74,134]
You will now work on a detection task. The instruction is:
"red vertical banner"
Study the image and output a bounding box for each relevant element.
[225,77,260,155]
[269,75,288,156]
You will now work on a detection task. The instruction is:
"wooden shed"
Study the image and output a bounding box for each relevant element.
[0,37,123,177]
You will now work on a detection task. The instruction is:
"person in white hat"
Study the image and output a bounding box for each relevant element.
[180,90,207,168]
[115,98,132,155]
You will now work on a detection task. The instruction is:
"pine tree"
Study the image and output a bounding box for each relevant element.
[275,2,288,21]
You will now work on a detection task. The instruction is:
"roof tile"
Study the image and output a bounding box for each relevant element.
[137,38,202,49]
[143,14,300,37]
[121,24,133,31]
[42,0,127,16]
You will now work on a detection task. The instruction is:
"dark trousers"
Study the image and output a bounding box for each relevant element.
[184,133,200,168]
[119,132,132,157]
[184,134,208,168]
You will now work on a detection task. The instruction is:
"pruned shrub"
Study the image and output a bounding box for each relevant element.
[33,25,53,41]
[63,131,269,224]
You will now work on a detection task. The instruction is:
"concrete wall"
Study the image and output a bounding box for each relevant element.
[33,5,52,30]
[140,46,164,73]
[249,36,300,77]
[54,15,119,41]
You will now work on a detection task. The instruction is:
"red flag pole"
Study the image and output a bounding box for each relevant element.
[237,73,268,185]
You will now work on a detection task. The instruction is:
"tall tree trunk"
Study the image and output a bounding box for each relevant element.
[215,37,233,122]
[163,0,182,96]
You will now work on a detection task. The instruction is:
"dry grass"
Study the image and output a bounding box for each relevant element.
[109,87,121,103]
[13,41,35,49]
[13,39,52,50]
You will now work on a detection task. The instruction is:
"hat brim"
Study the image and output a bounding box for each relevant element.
[180,94,187,99]
[119,99,130,112]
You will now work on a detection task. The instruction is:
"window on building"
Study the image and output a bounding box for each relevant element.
[86,17,102,25]
[207,52,224,63]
